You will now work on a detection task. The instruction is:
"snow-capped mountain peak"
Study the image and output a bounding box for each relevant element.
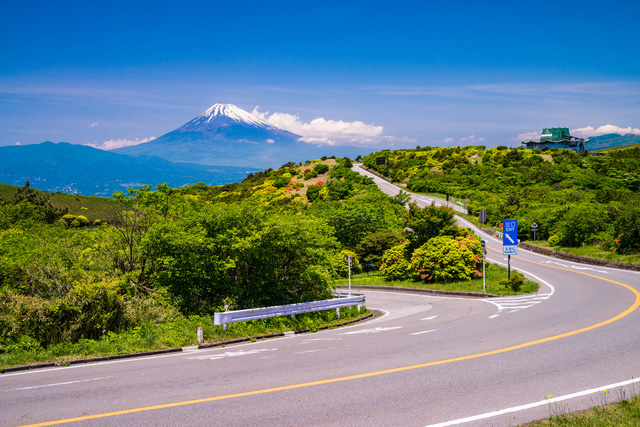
[189,103,272,129]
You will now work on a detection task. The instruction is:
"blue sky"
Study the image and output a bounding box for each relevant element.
[2,0,639,151]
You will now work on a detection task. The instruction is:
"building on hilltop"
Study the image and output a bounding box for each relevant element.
[521,127,589,152]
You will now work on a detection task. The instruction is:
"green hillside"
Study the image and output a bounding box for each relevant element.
[363,145,640,257]
[0,157,415,367]
[586,133,640,151]
[0,183,117,222]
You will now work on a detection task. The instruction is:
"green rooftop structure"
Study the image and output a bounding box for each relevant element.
[522,127,589,152]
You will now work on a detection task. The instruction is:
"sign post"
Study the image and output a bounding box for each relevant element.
[531,222,538,241]
[503,220,518,280]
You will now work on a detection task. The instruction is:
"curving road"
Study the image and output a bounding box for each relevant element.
[2,167,640,426]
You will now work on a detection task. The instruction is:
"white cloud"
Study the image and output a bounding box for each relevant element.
[266,139,275,144]
[15,141,21,145]
[252,107,400,147]
[88,122,99,128]
[516,131,541,141]
[87,136,156,150]
[572,124,640,138]
[459,135,485,143]
[437,135,485,146]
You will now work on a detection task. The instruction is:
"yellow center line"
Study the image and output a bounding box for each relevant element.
[22,254,640,427]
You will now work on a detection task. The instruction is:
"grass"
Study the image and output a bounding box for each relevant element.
[0,306,369,370]
[523,390,640,426]
[336,263,539,296]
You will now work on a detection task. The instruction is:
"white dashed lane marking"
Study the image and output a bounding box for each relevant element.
[488,293,553,318]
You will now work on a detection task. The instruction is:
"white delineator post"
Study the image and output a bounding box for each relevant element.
[481,240,486,291]
[197,327,203,343]
[348,256,352,297]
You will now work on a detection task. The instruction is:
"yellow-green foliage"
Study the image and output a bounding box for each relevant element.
[333,250,362,277]
[380,243,411,280]
[410,235,482,282]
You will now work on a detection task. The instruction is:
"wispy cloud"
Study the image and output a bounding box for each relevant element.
[516,131,541,141]
[436,135,485,146]
[88,122,98,128]
[373,81,640,100]
[88,136,156,150]
[251,107,411,147]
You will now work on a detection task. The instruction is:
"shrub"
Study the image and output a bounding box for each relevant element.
[548,233,562,246]
[409,235,481,282]
[313,163,330,174]
[380,243,411,280]
[306,185,323,202]
[499,273,524,292]
[61,214,77,226]
[72,215,90,227]
[304,171,318,180]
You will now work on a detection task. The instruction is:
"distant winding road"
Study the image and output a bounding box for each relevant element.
[2,166,640,426]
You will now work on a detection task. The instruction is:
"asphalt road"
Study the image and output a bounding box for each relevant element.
[2,167,640,426]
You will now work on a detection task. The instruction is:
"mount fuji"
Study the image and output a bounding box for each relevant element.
[114,104,356,168]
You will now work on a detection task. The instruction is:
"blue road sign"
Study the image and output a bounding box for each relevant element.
[503,220,518,255]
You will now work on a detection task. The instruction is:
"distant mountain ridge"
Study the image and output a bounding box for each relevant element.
[114,103,367,167]
[586,133,640,151]
[0,142,258,196]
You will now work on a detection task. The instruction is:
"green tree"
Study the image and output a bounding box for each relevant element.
[310,201,391,249]
[12,184,67,224]
[142,202,338,313]
[557,204,609,247]
[356,230,403,271]
[333,250,362,278]
[404,202,457,251]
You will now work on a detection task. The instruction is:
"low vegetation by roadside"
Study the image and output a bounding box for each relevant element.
[1,307,369,371]
[523,391,640,426]
[337,265,538,296]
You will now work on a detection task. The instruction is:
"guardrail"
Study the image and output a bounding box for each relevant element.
[213,294,366,327]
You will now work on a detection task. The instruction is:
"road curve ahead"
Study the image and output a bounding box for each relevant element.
[2,168,640,427]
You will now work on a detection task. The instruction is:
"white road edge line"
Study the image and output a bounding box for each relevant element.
[410,329,438,336]
[423,376,640,427]
[9,376,110,391]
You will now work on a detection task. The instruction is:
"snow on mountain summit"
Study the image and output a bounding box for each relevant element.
[187,103,272,130]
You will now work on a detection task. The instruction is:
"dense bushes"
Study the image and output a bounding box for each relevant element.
[380,203,483,283]
[380,243,411,280]
[0,281,129,348]
[1,158,406,354]
[142,202,338,313]
[410,236,482,282]
[363,145,640,254]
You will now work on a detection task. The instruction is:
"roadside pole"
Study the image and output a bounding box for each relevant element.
[481,240,486,291]
[348,255,352,297]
